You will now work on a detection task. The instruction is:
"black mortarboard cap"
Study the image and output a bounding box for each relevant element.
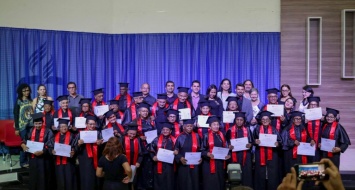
[56,95,68,102]
[206,115,220,125]
[234,112,246,118]
[79,98,91,105]
[104,109,115,118]
[109,99,119,105]
[57,118,70,125]
[138,102,150,109]
[177,87,189,93]
[326,107,339,117]
[183,119,195,125]
[126,122,138,131]
[86,115,97,123]
[31,113,44,122]
[226,96,238,103]
[266,88,280,95]
[43,100,54,105]
[290,111,304,118]
[198,100,210,107]
[92,88,104,96]
[119,83,129,88]
[166,109,179,116]
[307,96,321,103]
[160,122,173,130]
[133,92,143,97]
[157,93,167,99]
[257,110,274,118]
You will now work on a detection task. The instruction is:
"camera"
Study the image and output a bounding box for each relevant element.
[294,163,329,181]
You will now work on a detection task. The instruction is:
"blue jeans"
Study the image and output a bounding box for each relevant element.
[19,129,28,166]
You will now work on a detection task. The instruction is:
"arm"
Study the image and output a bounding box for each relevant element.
[13,101,20,131]
[96,167,105,178]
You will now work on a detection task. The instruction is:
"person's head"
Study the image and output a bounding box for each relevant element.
[219,78,232,93]
[285,98,296,110]
[125,123,138,139]
[57,118,70,134]
[43,100,53,113]
[207,116,220,132]
[156,94,167,108]
[67,82,77,95]
[104,110,116,124]
[235,83,245,97]
[234,112,246,128]
[161,123,172,137]
[119,82,129,96]
[177,87,189,102]
[109,100,119,112]
[86,116,97,130]
[206,84,218,99]
[325,108,339,124]
[280,84,293,98]
[249,88,259,102]
[79,98,92,113]
[17,83,32,101]
[291,111,303,126]
[132,92,144,104]
[182,119,194,133]
[140,83,150,96]
[302,85,314,99]
[266,88,279,104]
[243,79,254,93]
[37,84,48,97]
[138,103,150,119]
[258,111,273,126]
[191,80,201,94]
[307,97,320,109]
[102,137,123,161]
[166,109,178,123]
[165,80,175,93]
[31,113,44,130]
[92,88,104,102]
[57,95,69,110]
[199,101,211,115]
[226,96,239,111]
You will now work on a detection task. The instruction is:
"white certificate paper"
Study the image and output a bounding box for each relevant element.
[304,107,322,121]
[259,134,277,147]
[212,147,229,160]
[230,137,249,152]
[54,142,71,157]
[80,131,98,143]
[198,115,209,128]
[297,142,315,156]
[185,152,201,165]
[102,128,114,143]
[145,130,158,144]
[223,111,235,123]
[54,117,70,128]
[157,148,175,164]
[179,108,191,120]
[130,165,136,182]
[267,105,284,117]
[26,140,44,153]
[94,105,109,116]
[75,117,86,128]
[321,138,336,152]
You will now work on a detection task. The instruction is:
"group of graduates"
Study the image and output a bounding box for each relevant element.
[17,81,351,190]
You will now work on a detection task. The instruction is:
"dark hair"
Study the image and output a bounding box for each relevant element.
[191,80,200,86]
[302,85,314,96]
[67,82,76,88]
[165,80,175,87]
[218,78,232,93]
[206,84,220,100]
[235,83,244,89]
[102,137,123,161]
[16,83,32,102]
[285,97,297,110]
[81,102,93,114]
[243,79,254,88]
[280,84,293,98]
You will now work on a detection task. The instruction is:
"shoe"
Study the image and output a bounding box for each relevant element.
[21,163,29,168]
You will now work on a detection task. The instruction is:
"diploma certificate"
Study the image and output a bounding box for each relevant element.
[101,128,114,143]
[94,105,109,116]
[157,148,175,164]
[304,107,322,121]
[267,105,284,117]
[320,138,336,152]
[223,111,235,123]
[185,152,201,165]
[54,143,71,157]
[211,147,229,160]
[259,134,277,147]
[80,131,98,143]
[198,115,209,128]
[75,117,86,128]
[230,137,249,152]
[297,142,315,156]
[26,140,44,153]
[145,130,158,144]
[179,108,191,120]
[130,165,136,182]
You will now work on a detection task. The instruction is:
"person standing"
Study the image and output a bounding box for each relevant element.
[115,82,132,114]
[235,83,254,123]
[217,78,236,110]
[141,83,156,106]
[164,81,178,105]
[188,80,204,113]
[32,84,53,113]
[67,82,84,116]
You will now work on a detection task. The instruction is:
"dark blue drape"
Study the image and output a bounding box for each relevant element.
[0,27,280,119]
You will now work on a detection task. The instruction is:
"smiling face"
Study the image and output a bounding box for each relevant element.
[139,107,149,119]
[221,80,231,91]
[227,101,238,111]
[261,116,271,126]
[161,127,172,137]
[200,106,210,115]
[302,90,311,99]
[244,81,253,92]
[165,82,175,93]
[178,92,188,102]
[281,86,290,97]
[285,98,295,109]
[127,130,137,139]
[60,100,69,110]
[267,93,278,104]
[209,88,217,99]
[37,85,46,96]
[183,124,194,133]
[293,116,302,126]
[59,124,68,134]
[191,82,200,94]
[250,90,258,102]
[209,121,220,132]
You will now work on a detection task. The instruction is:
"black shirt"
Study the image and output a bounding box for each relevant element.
[98,154,128,181]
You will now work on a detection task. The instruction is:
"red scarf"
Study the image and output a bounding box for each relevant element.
[151,102,169,117]
[231,125,248,165]
[289,125,307,164]
[30,126,45,158]
[173,122,181,137]
[189,132,198,169]
[130,103,137,120]
[79,111,94,117]
[264,105,281,131]
[137,118,155,136]
[208,131,226,173]
[323,122,338,157]
[85,129,98,169]
[259,125,273,166]
[307,120,320,145]
[92,100,106,110]
[198,113,211,138]
[157,135,176,174]
[58,108,73,123]
[224,123,231,133]
[107,122,125,133]
[172,99,192,111]
[115,94,132,108]
[125,136,139,165]
[55,132,71,165]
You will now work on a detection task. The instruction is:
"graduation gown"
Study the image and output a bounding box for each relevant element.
[51,132,78,190]
[52,108,74,131]
[75,131,102,190]
[149,135,175,190]
[306,119,323,162]
[226,125,254,188]
[151,103,168,135]
[320,122,351,168]
[24,127,54,190]
[201,131,228,190]
[115,93,132,113]
[174,131,201,190]
[170,99,196,119]
[122,103,139,124]
[43,111,54,130]
[208,98,224,118]
[253,125,282,190]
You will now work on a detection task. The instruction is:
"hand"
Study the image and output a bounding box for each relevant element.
[135,163,140,168]
[275,142,279,147]
[225,155,231,160]
[71,126,77,131]
[207,152,214,159]
[173,150,179,155]
[153,156,158,162]
[294,140,300,146]
[180,157,187,165]
[52,150,56,155]
[246,143,252,148]
[280,115,285,122]
[78,139,84,146]
[22,145,29,152]
[317,158,345,190]
[255,139,260,145]
[332,147,341,153]
[318,143,321,149]
[52,126,57,131]
[198,159,202,164]
[15,130,20,136]
[277,167,304,190]
[70,150,75,157]
[122,176,130,184]
[140,136,147,141]
[33,151,44,156]
[96,139,104,145]
[150,115,155,121]
[229,145,234,150]
[304,119,309,123]
[310,140,315,146]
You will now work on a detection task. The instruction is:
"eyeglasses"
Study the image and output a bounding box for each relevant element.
[67,87,75,89]
[326,116,335,119]
[294,118,302,121]
[22,89,30,92]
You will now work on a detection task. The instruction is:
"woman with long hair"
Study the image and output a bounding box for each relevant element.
[278,84,295,104]
[32,84,53,113]
[217,78,236,110]
[204,84,223,118]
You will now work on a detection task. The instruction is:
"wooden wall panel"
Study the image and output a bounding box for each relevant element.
[281,0,355,147]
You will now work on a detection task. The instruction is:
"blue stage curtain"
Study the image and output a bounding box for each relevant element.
[0,27,280,119]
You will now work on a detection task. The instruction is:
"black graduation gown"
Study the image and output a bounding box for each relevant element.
[75,131,102,190]
[25,127,54,190]
[320,122,351,168]
[226,126,254,188]
[306,119,323,162]
[169,100,196,119]
[201,131,228,190]
[209,99,224,118]
[44,111,54,130]
[52,109,74,132]
[51,132,78,190]
[253,125,282,190]
[149,135,175,190]
[283,124,313,174]
[154,108,168,135]
[122,103,140,124]
[117,94,129,113]
[174,132,201,190]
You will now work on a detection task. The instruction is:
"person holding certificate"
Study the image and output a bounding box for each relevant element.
[283,111,315,174]
[201,115,230,190]
[151,93,169,135]
[174,119,201,190]
[319,108,351,168]
[42,99,54,130]
[170,87,194,119]
[195,100,212,138]
[298,85,314,113]
[165,109,182,137]
[109,99,123,123]
[103,110,125,138]
[52,95,74,132]
[114,82,132,114]
[261,88,283,132]
[75,116,103,190]
[226,112,253,188]
[223,96,240,133]
[149,122,176,190]
[253,111,282,190]
[76,98,95,118]
[21,113,54,190]
[122,92,144,124]
[51,118,77,190]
